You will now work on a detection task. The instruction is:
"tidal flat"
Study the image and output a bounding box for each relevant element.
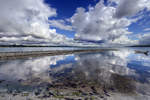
[0,47,149,100]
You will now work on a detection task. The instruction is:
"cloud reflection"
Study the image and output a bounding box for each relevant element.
[0,55,67,85]
[0,49,149,99]
[50,50,150,98]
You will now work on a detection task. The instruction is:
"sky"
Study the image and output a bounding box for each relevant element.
[0,0,150,46]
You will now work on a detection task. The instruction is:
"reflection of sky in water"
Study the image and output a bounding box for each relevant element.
[50,55,75,69]
[0,48,150,99]
[0,55,68,82]
[127,52,150,83]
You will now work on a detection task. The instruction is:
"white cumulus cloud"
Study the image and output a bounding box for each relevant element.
[49,20,73,31]
[114,0,150,18]
[0,0,71,45]
[70,0,150,45]
[138,33,150,45]
[71,1,132,44]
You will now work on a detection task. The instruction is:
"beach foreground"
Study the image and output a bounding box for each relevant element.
[0,48,149,100]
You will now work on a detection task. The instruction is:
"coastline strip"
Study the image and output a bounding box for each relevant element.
[0,49,117,60]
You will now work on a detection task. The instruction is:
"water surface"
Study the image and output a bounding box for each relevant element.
[0,47,150,100]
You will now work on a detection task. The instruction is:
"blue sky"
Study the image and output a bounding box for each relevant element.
[45,0,99,19]
[45,0,100,38]
[45,0,150,45]
[51,0,149,36]
[0,0,150,45]
[45,0,113,39]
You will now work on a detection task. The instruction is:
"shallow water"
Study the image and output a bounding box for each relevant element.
[0,47,150,100]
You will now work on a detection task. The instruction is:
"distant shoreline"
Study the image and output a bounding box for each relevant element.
[0,49,117,60]
[127,45,150,47]
[0,45,100,48]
